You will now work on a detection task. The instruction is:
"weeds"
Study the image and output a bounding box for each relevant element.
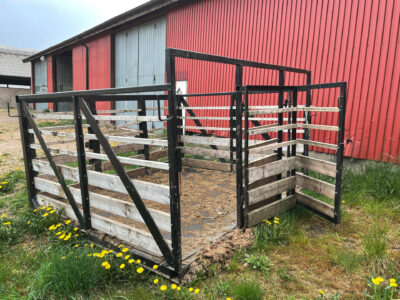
[244,253,273,273]
[364,277,399,300]
[0,169,25,194]
[362,222,388,272]
[330,249,363,273]
[230,280,264,300]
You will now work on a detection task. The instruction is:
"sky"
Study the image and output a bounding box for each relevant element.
[0,0,149,51]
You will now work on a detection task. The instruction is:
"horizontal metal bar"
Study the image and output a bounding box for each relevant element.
[296,82,346,91]
[166,48,311,74]
[18,84,171,102]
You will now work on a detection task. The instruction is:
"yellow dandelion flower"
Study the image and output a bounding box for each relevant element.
[56,223,62,227]
[372,278,381,285]
[171,284,177,290]
[1,214,7,218]
[116,253,123,258]
[122,247,129,253]
[108,250,113,253]
[128,259,134,264]
[118,244,123,248]
[274,216,279,220]
[154,279,159,284]
[377,277,384,283]
[105,264,111,269]
[47,207,52,211]
[56,231,62,235]
[189,288,193,292]
[226,298,232,300]
[390,282,398,287]
[160,285,167,291]
[153,264,158,270]
[73,227,78,231]
[274,220,279,224]
[101,261,109,267]
[59,234,65,239]
[87,254,92,257]
[90,243,94,248]
[136,267,144,274]
[41,206,46,210]
[84,243,88,247]
[136,259,141,264]
[43,213,48,217]
[125,255,130,260]
[2,222,11,226]
[27,220,31,225]
[49,210,55,214]
[195,289,200,294]
[74,234,79,237]
[65,220,71,224]
[120,263,125,269]
[61,256,66,260]
[390,278,396,283]
[33,209,37,212]
[177,287,181,291]
[319,290,324,295]
[74,244,79,248]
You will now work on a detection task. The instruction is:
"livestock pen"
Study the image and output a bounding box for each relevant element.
[16,49,346,280]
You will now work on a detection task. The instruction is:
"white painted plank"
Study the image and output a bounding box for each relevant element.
[32,159,170,205]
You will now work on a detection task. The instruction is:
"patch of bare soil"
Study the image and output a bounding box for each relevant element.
[0,109,24,173]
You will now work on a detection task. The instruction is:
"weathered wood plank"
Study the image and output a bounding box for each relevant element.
[297,155,337,177]
[248,153,277,168]
[297,139,337,150]
[296,173,335,199]
[28,129,168,147]
[182,158,231,172]
[32,159,170,205]
[180,135,263,148]
[249,157,297,184]
[33,114,163,122]
[30,144,169,170]
[248,124,296,135]
[249,106,340,116]
[300,124,339,131]
[36,194,167,256]
[250,140,297,154]
[247,195,296,227]
[248,176,296,205]
[181,147,232,160]
[180,126,233,131]
[296,191,334,218]
[34,177,171,232]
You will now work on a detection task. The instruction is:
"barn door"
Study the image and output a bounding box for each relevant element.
[33,60,48,111]
[115,16,166,128]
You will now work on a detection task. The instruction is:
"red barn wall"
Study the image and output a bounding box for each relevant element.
[167,0,400,162]
[72,35,111,111]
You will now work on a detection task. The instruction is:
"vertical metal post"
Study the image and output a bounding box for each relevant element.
[87,99,101,172]
[303,73,312,157]
[229,94,235,172]
[73,96,91,229]
[166,52,182,276]
[138,98,150,163]
[334,83,347,224]
[277,71,284,180]
[17,97,37,208]
[290,88,298,195]
[234,65,244,228]
[243,88,249,227]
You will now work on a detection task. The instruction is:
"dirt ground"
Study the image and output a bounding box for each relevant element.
[0,109,25,173]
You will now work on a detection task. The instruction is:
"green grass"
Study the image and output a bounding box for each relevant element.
[362,222,389,272]
[330,249,364,273]
[36,120,75,128]
[0,170,25,194]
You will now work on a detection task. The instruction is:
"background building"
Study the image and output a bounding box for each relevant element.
[23,0,400,162]
[0,46,36,108]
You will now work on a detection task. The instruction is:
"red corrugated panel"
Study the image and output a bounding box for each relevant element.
[46,56,54,110]
[167,0,400,162]
[72,35,111,111]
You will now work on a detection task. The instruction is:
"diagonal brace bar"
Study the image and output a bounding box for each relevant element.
[20,101,85,225]
[79,98,174,266]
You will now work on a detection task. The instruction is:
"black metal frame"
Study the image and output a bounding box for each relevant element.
[17,49,346,280]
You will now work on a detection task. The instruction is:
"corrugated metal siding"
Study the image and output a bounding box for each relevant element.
[167,0,400,162]
[115,16,167,128]
[72,35,111,111]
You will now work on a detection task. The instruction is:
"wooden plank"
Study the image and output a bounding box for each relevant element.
[36,194,167,256]
[249,124,296,135]
[300,124,339,131]
[297,155,336,177]
[28,129,168,147]
[34,177,171,232]
[30,144,169,170]
[247,195,296,227]
[250,140,297,154]
[182,158,231,172]
[297,139,337,150]
[249,157,297,184]
[248,153,277,168]
[296,191,334,218]
[180,135,263,148]
[296,173,335,199]
[248,177,296,205]
[249,106,340,116]
[180,126,233,131]
[32,159,170,204]
[181,147,232,160]
[248,138,278,150]
[33,114,163,122]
